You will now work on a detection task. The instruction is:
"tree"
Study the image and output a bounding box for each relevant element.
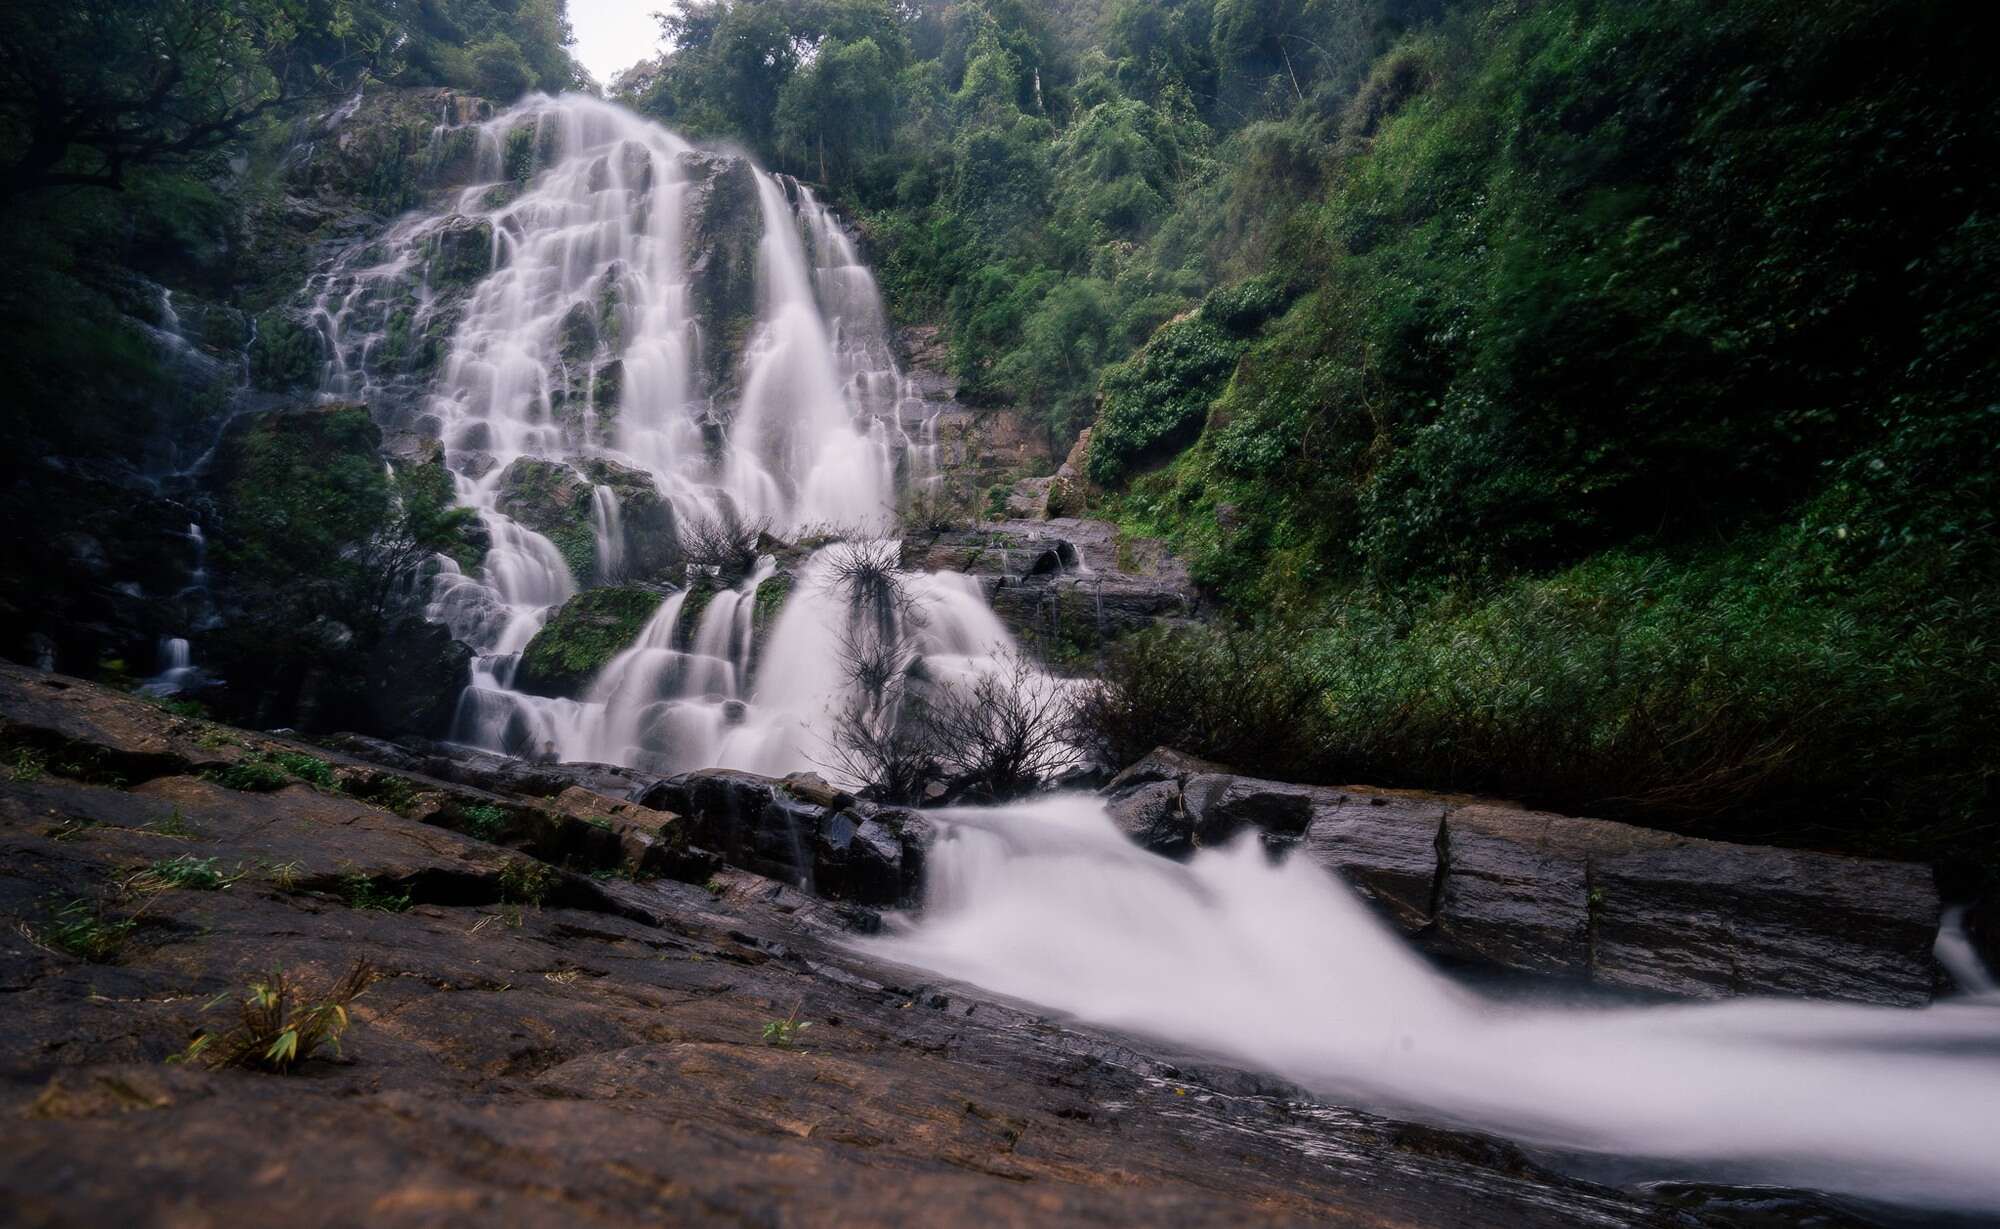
[0,0,374,201]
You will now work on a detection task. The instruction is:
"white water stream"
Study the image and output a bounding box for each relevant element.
[865,799,2000,1215]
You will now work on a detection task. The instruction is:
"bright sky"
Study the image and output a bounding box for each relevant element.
[569,0,669,88]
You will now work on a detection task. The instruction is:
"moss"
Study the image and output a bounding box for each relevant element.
[493,457,596,584]
[675,575,720,644]
[513,586,665,698]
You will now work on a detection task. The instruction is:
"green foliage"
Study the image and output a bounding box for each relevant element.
[273,752,338,790]
[147,809,198,839]
[1083,526,2000,889]
[339,875,412,913]
[207,756,294,793]
[461,803,509,842]
[761,1002,812,1048]
[40,898,136,963]
[126,854,240,893]
[9,748,47,782]
[171,961,375,1074]
[1088,313,1240,483]
[498,858,558,906]
[206,750,336,793]
[205,409,481,730]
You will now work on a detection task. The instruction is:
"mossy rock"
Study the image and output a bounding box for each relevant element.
[747,570,794,675]
[675,573,721,645]
[493,457,594,583]
[426,216,492,287]
[513,586,665,698]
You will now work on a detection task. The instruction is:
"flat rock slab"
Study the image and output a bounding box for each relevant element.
[0,667,1708,1227]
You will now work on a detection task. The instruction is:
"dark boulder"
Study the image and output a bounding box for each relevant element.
[1293,790,1448,934]
[1105,780,1194,859]
[1105,746,1226,794]
[1181,774,1316,847]
[1099,752,1944,1006]
[814,809,903,905]
[361,617,471,739]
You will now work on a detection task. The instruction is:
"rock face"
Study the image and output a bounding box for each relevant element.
[1,665,1744,1229]
[639,769,911,908]
[900,517,1199,661]
[1106,749,1943,1007]
[682,151,763,386]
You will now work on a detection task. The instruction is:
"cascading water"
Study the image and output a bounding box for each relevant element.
[309,93,1000,777]
[864,799,2000,1215]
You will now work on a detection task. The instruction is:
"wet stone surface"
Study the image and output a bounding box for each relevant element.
[0,664,1797,1227]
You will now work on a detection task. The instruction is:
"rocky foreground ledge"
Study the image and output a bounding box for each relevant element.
[0,663,1963,1226]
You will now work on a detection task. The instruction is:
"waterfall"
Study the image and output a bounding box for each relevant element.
[302,93,1001,777]
[864,797,2000,1214]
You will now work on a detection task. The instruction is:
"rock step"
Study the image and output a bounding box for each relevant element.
[1105,747,1942,1007]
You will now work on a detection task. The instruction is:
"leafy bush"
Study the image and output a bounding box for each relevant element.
[1075,622,1329,782]
[1087,314,1241,484]
[1082,529,2000,891]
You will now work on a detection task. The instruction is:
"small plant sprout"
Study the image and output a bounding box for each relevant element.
[171,961,377,1073]
[761,1001,813,1049]
[10,747,48,782]
[37,898,135,962]
[338,874,412,913]
[124,855,242,894]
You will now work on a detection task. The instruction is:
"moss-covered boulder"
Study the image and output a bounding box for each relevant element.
[513,586,665,698]
[493,457,595,583]
[747,570,795,676]
[425,216,492,286]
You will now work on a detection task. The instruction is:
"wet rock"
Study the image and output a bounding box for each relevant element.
[682,152,762,385]
[1181,774,1316,847]
[1041,428,1097,519]
[426,215,492,285]
[512,586,665,699]
[1106,746,1226,794]
[361,616,470,739]
[1105,780,1193,858]
[813,809,903,905]
[1293,790,1449,933]
[327,733,659,802]
[1590,841,1938,1005]
[641,769,822,887]
[904,518,1199,662]
[783,771,854,811]
[1434,810,1591,977]
[577,458,677,579]
[1107,750,1943,1005]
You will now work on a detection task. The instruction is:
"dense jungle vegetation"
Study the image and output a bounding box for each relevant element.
[625,0,1998,883]
[0,0,1991,884]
